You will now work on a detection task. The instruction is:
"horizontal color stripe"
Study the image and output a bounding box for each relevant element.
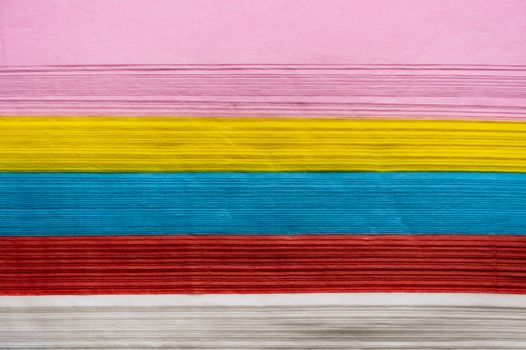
[3,65,526,120]
[2,292,526,308]
[1,294,525,349]
[0,172,525,235]
[1,117,526,172]
[1,235,525,294]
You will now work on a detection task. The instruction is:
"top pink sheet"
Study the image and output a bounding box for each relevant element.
[1,0,525,66]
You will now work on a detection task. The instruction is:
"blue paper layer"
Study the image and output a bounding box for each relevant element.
[0,172,525,236]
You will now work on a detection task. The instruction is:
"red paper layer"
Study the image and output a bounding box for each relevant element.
[1,235,525,295]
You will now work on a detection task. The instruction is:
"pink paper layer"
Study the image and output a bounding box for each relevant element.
[1,64,525,119]
[1,0,525,66]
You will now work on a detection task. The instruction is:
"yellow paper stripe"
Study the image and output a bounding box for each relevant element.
[1,117,526,172]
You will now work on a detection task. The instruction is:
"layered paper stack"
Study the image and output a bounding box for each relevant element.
[1,0,526,349]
